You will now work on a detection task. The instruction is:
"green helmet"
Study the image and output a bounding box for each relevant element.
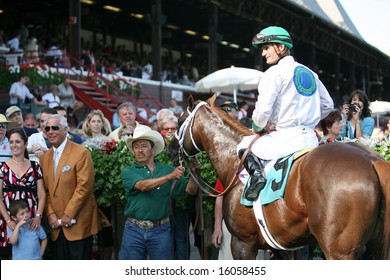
[252,26,293,49]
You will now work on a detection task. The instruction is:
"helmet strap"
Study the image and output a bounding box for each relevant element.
[273,43,288,61]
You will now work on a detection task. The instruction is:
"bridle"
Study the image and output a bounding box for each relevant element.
[173,100,251,197]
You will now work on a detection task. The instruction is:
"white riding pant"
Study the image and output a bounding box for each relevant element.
[237,127,318,160]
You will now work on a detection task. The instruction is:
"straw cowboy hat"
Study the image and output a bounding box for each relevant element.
[126,125,165,156]
[0,114,18,129]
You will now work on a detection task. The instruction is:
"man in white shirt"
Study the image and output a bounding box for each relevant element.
[9,75,34,105]
[238,26,334,201]
[109,102,139,141]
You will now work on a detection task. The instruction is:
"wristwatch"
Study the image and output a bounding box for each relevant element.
[36,213,43,218]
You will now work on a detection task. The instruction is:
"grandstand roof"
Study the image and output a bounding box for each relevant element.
[286,0,363,40]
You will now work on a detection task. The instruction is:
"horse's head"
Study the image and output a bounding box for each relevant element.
[167,94,217,165]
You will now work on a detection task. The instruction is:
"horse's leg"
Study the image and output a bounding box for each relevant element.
[230,235,258,260]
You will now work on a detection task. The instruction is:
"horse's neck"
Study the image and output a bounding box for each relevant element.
[199,117,242,184]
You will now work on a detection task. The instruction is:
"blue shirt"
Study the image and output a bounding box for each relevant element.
[0,137,12,162]
[341,116,375,139]
[7,222,47,260]
[121,161,188,221]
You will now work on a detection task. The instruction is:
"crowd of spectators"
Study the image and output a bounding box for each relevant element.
[1,26,204,87]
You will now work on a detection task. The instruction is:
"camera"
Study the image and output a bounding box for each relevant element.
[347,103,358,112]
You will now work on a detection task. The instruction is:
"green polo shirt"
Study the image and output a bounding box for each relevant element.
[121,161,188,221]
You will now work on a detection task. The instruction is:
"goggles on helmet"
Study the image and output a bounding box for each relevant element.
[252,34,292,45]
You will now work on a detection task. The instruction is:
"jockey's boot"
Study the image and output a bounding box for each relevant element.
[239,149,266,201]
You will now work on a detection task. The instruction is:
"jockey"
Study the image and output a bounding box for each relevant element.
[238,26,334,201]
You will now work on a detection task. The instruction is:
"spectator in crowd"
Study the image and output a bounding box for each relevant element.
[81,110,113,259]
[159,115,178,143]
[45,42,63,66]
[9,75,35,105]
[42,84,61,108]
[31,85,48,107]
[156,108,174,131]
[23,113,38,129]
[0,128,46,258]
[237,101,249,120]
[7,199,47,260]
[25,37,40,63]
[341,89,374,139]
[6,33,21,51]
[168,98,184,116]
[0,114,17,162]
[28,108,83,162]
[5,106,38,137]
[118,125,135,141]
[120,125,196,260]
[57,78,84,123]
[81,109,112,144]
[53,106,84,143]
[109,102,139,141]
[319,109,344,144]
[39,114,101,259]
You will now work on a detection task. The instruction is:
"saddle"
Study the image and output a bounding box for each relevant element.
[240,148,313,207]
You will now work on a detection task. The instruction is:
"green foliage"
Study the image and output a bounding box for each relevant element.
[88,140,134,208]
[0,63,63,89]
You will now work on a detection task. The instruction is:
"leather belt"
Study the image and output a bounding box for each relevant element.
[127,217,170,230]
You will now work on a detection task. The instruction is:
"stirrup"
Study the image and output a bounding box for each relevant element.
[244,176,266,201]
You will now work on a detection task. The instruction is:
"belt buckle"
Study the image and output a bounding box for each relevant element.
[137,220,154,230]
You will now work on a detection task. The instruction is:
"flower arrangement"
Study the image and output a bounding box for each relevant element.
[0,63,63,89]
[95,76,142,99]
[340,137,390,161]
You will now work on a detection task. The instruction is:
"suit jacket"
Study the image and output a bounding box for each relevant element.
[40,140,101,241]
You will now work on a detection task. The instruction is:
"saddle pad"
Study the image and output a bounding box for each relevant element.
[240,148,312,207]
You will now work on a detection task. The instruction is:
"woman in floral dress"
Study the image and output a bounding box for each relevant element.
[0,128,46,257]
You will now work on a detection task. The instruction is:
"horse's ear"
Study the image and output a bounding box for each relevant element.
[208,94,217,107]
[188,95,195,110]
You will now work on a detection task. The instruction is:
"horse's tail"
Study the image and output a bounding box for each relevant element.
[373,160,390,259]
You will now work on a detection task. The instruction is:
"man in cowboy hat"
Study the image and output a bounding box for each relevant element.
[0,114,18,161]
[120,125,196,260]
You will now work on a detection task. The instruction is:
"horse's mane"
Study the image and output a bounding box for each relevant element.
[206,96,252,136]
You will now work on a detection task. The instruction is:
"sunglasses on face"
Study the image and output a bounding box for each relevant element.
[122,133,133,137]
[0,124,8,129]
[44,125,61,132]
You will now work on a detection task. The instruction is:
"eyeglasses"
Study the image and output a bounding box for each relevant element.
[122,133,133,137]
[44,126,61,132]
[162,127,177,132]
[0,124,8,129]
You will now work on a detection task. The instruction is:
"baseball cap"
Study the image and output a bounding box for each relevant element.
[5,106,21,118]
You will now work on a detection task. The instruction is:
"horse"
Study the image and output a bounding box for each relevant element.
[167,94,390,260]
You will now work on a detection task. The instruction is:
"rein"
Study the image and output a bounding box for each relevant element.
[174,101,261,198]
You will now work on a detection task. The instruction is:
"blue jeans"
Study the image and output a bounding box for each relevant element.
[173,206,191,260]
[119,220,172,260]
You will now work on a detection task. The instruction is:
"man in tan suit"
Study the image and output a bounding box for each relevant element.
[40,114,100,259]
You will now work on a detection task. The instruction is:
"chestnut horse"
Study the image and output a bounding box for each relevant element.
[167,95,390,260]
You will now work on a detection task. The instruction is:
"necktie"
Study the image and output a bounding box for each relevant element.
[53,150,59,176]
